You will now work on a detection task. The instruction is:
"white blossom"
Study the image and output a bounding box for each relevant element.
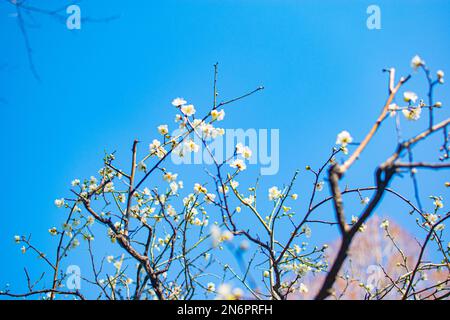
[268,186,281,201]
[402,107,422,121]
[207,282,216,292]
[181,104,196,116]
[54,198,65,208]
[411,55,425,70]
[48,227,58,236]
[163,172,178,182]
[336,130,353,146]
[184,140,199,153]
[171,97,187,107]
[380,219,389,229]
[403,91,418,104]
[299,283,309,294]
[137,161,147,172]
[230,159,246,171]
[211,109,225,121]
[157,124,168,135]
[169,182,178,194]
[236,143,252,159]
[205,193,216,203]
[104,182,115,193]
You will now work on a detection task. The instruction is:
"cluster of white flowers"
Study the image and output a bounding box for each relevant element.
[410,55,445,84]
[149,139,167,158]
[268,186,282,201]
[425,213,438,226]
[431,196,444,210]
[393,56,445,123]
[350,215,367,232]
[215,283,243,300]
[104,181,115,193]
[299,283,309,294]
[235,143,252,159]
[282,262,311,277]
[210,225,234,247]
[242,194,255,206]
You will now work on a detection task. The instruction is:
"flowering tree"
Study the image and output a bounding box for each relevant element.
[2,58,449,300]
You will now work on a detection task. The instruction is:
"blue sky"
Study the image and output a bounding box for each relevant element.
[0,0,449,296]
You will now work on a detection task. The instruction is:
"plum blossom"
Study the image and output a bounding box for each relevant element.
[403,91,418,104]
[205,193,216,203]
[431,196,444,209]
[411,55,425,70]
[402,107,422,121]
[268,186,281,201]
[104,182,114,193]
[193,183,207,194]
[184,139,199,153]
[230,159,246,171]
[437,70,444,84]
[243,195,255,205]
[388,103,399,117]
[157,124,168,135]
[171,97,187,107]
[336,130,353,147]
[149,139,166,158]
[207,282,216,292]
[299,283,309,294]
[163,172,178,182]
[48,227,58,236]
[236,143,252,159]
[181,104,196,116]
[169,182,178,194]
[54,198,65,208]
[137,161,147,172]
[380,219,389,229]
[210,225,234,247]
[211,109,225,121]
